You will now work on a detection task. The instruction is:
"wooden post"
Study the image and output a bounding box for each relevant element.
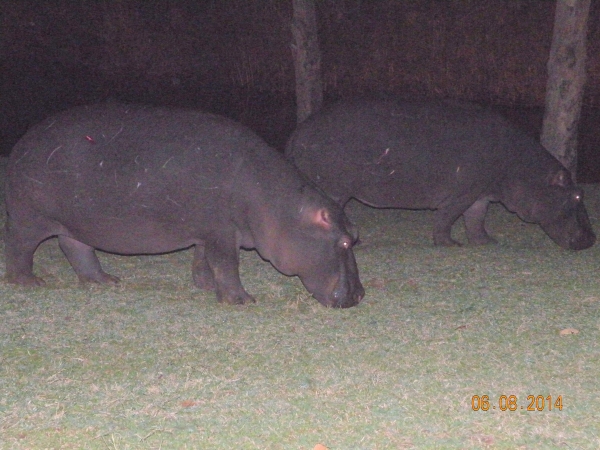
[291,0,323,124]
[541,0,591,180]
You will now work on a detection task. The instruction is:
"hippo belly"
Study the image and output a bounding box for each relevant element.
[51,215,200,256]
[35,175,218,255]
[6,103,365,308]
[286,99,595,250]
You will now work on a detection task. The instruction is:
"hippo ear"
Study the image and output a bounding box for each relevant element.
[306,207,333,230]
[549,169,572,187]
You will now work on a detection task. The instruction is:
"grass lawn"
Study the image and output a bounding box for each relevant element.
[1,157,599,449]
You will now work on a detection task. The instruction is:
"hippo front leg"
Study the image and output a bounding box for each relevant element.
[463,199,496,245]
[203,235,256,305]
[58,236,120,284]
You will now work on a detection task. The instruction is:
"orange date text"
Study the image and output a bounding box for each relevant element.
[471,395,563,411]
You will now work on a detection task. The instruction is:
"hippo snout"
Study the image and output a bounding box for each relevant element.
[541,209,596,251]
[567,229,596,250]
[294,238,364,308]
[331,282,365,308]
[547,228,595,251]
[313,276,365,308]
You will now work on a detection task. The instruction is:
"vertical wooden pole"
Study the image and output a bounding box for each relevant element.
[291,0,323,124]
[541,0,591,180]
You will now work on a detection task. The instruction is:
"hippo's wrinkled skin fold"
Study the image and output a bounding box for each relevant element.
[5,103,364,308]
[286,99,595,250]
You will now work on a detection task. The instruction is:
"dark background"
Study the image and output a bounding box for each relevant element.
[2,0,600,180]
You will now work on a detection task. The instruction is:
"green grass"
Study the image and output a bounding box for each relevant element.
[1,159,600,448]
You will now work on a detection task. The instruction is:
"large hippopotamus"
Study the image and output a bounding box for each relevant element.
[5,103,364,308]
[286,99,595,250]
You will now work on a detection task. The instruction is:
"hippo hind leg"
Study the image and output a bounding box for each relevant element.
[58,236,120,284]
[4,213,52,286]
[432,207,464,246]
[463,199,496,245]
[192,242,215,290]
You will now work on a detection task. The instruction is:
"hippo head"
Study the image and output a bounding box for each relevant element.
[257,192,365,308]
[503,169,596,250]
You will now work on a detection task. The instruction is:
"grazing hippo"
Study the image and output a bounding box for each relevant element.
[5,103,365,308]
[286,99,595,250]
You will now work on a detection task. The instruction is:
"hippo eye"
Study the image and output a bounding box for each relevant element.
[338,236,352,250]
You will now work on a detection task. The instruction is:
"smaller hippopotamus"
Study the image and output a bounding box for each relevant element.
[5,103,365,307]
[285,99,595,250]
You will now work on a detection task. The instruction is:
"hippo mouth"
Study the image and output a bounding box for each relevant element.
[313,287,365,308]
[302,276,365,308]
[560,231,595,250]
[541,220,596,250]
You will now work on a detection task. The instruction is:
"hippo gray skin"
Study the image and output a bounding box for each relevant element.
[5,103,365,308]
[285,99,595,250]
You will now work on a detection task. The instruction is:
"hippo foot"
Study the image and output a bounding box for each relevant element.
[6,273,46,287]
[218,291,256,305]
[78,272,120,285]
